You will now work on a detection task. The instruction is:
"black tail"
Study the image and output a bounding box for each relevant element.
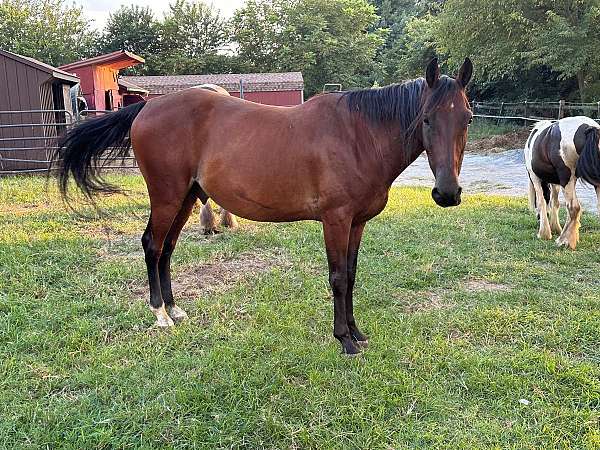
[576,126,600,186]
[51,101,146,200]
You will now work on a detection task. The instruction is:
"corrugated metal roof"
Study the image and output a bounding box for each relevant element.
[118,77,149,94]
[0,49,80,84]
[120,72,304,94]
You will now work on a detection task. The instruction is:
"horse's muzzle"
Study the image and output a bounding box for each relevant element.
[431,186,462,207]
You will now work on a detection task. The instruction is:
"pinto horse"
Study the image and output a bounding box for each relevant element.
[53,58,473,355]
[192,84,239,234]
[525,116,600,249]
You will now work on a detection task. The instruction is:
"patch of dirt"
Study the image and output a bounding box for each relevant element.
[400,290,456,313]
[462,278,510,293]
[130,250,291,300]
[466,129,531,154]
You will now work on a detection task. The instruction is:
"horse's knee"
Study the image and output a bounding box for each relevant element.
[142,232,162,264]
[329,270,348,297]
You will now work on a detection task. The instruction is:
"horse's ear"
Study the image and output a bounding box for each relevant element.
[457,57,473,88]
[426,57,440,89]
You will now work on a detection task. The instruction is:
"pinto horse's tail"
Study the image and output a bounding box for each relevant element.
[576,126,600,186]
[51,101,147,200]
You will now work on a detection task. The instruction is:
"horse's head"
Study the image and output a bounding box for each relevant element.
[421,58,473,207]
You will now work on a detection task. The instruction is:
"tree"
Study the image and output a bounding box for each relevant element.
[432,0,600,101]
[232,0,386,96]
[0,0,96,66]
[98,5,160,56]
[156,0,228,74]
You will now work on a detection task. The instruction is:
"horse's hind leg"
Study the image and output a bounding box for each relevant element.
[595,186,600,217]
[530,173,552,240]
[219,208,238,229]
[556,177,581,249]
[200,200,218,234]
[549,184,562,235]
[142,183,200,327]
[159,183,202,322]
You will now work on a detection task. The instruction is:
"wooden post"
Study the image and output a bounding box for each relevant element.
[597,101,600,120]
[558,100,565,119]
[523,101,528,126]
[497,102,504,126]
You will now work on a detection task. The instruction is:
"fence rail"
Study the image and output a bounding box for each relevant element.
[471,100,600,124]
[0,109,137,175]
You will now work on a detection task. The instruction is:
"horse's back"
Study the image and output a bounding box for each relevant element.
[526,116,600,186]
[130,88,364,222]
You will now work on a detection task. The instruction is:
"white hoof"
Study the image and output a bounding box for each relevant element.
[152,306,175,327]
[167,305,188,322]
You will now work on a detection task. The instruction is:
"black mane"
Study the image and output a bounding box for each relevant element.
[341,76,460,140]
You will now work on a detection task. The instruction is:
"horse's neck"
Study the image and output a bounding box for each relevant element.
[371,124,425,187]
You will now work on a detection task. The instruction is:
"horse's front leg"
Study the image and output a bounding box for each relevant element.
[322,214,360,355]
[556,178,581,249]
[549,184,562,235]
[346,222,368,347]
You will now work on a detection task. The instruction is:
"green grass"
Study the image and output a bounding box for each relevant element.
[1,174,599,449]
[469,119,525,141]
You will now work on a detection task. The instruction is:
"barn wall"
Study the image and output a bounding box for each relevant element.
[0,53,51,172]
[230,90,303,106]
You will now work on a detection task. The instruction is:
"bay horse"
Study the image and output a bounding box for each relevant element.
[525,116,600,249]
[53,58,473,355]
[192,84,239,234]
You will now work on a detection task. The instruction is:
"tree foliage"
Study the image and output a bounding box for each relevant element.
[0,0,95,66]
[232,0,386,95]
[2,0,600,101]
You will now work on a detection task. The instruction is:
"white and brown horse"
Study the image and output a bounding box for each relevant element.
[194,84,239,234]
[525,116,600,249]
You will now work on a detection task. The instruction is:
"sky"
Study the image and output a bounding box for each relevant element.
[76,0,247,30]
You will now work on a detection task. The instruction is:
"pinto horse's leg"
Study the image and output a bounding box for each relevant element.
[531,174,552,240]
[556,178,581,249]
[322,214,360,355]
[549,184,562,235]
[200,200,218,235]
[158,184,202,322]
[219,208,238,229]
[346,222,368,347]
[595,186,600,217]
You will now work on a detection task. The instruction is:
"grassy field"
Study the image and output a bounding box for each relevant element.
[469,119,526,141]
[1,174,599,449]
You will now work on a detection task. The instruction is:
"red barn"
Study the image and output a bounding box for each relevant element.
[60,51,145,111]
[120,72,304,106]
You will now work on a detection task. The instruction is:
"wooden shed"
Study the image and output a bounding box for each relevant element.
[59,51,145,111]
[0,49,80,173]
[120,72,304,106]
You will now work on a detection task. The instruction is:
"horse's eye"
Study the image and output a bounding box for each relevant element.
[468,116,473,125]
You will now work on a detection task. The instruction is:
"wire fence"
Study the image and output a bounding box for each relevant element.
[0,109,138,176]
[2,100,600,175]
[471,100,600,125]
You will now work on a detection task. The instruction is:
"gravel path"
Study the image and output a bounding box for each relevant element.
[394,149,600,213]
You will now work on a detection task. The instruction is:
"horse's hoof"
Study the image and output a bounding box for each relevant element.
[202,229,217,236]
[355,340,369,348]
[167,305,188,323]
[340,339,361,356]
[555,236,568,247]
[155,315,175,328]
